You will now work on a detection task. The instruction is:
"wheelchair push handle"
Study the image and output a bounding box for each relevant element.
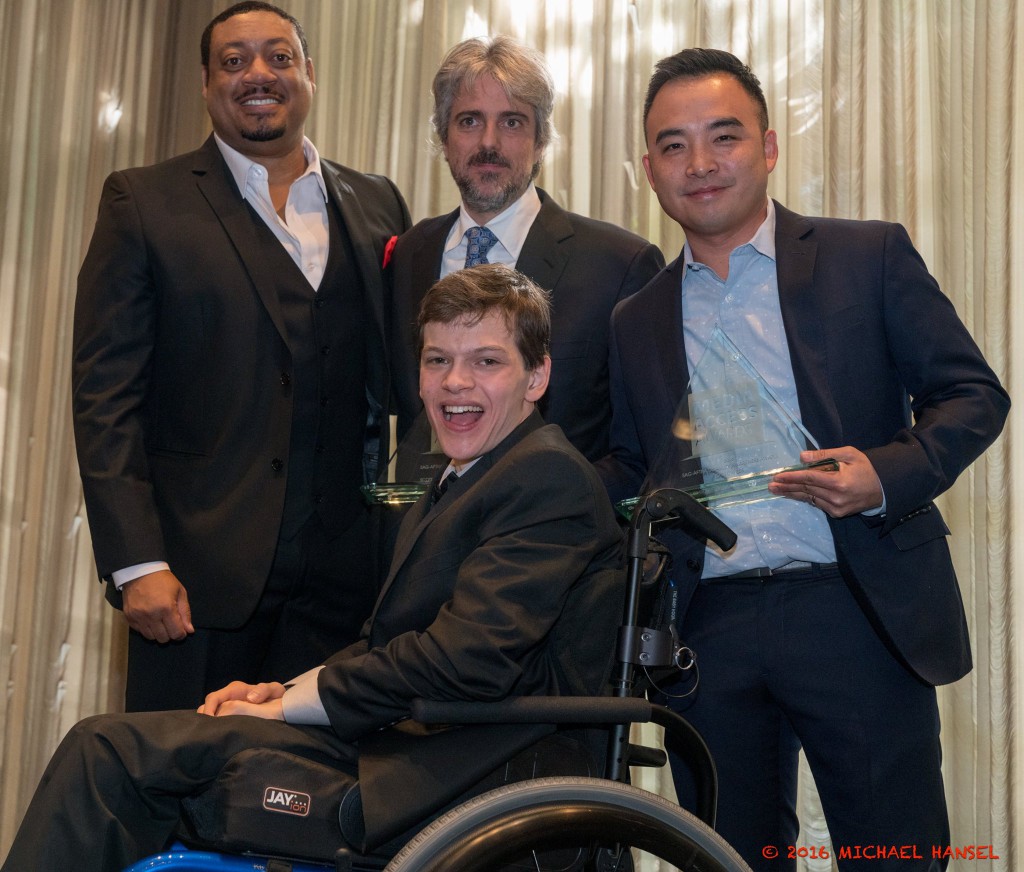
[632,488,737,553]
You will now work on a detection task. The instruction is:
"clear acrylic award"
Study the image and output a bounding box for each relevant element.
[619,326,836,517]
[360,411,447,507]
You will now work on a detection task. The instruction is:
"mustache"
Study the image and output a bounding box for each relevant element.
[468,149,510,169]
[238,86,284,101]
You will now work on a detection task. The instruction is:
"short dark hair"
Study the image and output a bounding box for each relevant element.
[644,48,769,135]
[417,265,551,370]
[431,36,555,151]
[201,2,308,68]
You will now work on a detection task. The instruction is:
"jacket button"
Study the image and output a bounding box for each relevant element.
[686,559,700,572]
[321,345,330,356]
[314,493,324,504]
[320,397,330,407]
[271,458,283,472]
[280,372,291,386]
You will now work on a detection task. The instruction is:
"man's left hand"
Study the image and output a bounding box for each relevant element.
[769,447,883,518]
[198,680,287,720]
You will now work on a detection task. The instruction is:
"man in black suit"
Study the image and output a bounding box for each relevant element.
[389,36,664,462]
[3,265,623,871]
[72,2,411,711]
[597,49,1009,869]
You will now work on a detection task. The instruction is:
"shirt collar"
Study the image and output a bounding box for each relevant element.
[683,197,777,267]
[445,183,543,260]
[213,133,328,203]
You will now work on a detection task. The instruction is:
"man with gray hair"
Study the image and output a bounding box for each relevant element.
[388,36,664,462]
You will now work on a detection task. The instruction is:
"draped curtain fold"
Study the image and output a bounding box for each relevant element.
[0,1,1017,866]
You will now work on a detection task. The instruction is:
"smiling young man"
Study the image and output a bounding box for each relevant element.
[388,36,664,463]
[3,264,622,871]
[72,1,411,712]
[597,48,1009,871]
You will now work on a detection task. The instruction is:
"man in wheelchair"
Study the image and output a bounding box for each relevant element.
[1,265,625,871]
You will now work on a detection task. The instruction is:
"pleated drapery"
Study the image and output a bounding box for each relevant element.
[1,2,1019,867]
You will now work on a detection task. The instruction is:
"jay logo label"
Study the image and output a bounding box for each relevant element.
[263,786,311,817]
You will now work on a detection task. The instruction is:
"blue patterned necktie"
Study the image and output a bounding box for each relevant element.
[464,226,498,267]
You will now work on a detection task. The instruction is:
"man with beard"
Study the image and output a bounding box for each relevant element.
[72,1,411,711]
[388,36,664,462]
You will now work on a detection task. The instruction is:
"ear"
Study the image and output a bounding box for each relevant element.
[201,65,209,97]
[306,57,316,92]
[763,129,779,173]
[642,153,655,190]
[524,355,552,403]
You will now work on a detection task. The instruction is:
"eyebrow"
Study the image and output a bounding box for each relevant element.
[653,116,745,145]
[421,345,509,356]
[217,37,296,54]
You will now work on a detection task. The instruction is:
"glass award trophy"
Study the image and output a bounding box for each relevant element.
[360,411,447,507]
[618,326,836,517]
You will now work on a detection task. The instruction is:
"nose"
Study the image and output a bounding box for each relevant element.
[686,142,716,178]
[477,119,500,150]
[442,361,473,392]
[244,56,278,84]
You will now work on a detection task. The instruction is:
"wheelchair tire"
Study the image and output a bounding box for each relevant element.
[384,776,751,872]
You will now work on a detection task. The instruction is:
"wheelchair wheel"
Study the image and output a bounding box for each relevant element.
[384,776,751,872]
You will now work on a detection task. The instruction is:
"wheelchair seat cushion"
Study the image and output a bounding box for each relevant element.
[181,747,359,862]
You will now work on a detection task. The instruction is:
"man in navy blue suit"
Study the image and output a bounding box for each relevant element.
[597,48,1009,870]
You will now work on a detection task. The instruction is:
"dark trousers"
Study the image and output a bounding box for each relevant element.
[666,567,950,871]
[0,710,356,872]
[126,510,376,712]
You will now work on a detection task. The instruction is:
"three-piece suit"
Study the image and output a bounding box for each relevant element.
[73,135,411,709]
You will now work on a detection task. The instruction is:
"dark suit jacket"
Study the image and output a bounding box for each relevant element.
[72,135,411,627]
[316,411,624,845]
[597,201,1009,687]
[388,189,664,460]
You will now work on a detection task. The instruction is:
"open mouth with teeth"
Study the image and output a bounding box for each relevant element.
[442,404,484,425]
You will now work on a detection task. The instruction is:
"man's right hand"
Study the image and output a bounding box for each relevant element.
[121,570,195,642]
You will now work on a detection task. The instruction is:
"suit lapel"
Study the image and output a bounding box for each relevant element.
[515,189,572,289]
[370,413,545,618]
[772,202,841,445]
[321,161,387,355]
[652,256,690,424]
[412,211,456,288]
[192,136,291,345]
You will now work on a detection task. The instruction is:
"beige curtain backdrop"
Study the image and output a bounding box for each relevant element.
[0,0,1018,867]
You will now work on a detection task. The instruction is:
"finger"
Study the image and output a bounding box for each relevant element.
[246,683,273,703]
[177,588,195,635]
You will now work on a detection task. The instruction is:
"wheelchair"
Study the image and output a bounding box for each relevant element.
[123,489,750,872]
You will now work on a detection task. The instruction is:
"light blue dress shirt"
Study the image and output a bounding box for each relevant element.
[679,200,837,578]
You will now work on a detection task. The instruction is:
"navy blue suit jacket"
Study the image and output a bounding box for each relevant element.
[598,201,1009,686]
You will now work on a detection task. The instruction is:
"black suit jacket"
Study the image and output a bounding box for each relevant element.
[315,412,624,845]
[388,189,664,460]
[72,135,411,627]
[597,201,1009,687]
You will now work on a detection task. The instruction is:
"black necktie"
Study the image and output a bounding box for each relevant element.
[432,470,459,504]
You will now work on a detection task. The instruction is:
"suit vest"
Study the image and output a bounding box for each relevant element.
[248,200,368,541]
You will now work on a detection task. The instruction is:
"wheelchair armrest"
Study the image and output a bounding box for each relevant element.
[410,695,654,726]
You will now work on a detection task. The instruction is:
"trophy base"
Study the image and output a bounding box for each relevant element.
[361,483,428,507]
[616,457,839,520]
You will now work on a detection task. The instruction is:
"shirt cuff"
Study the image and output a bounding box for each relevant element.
[281,665,330,725]
[112,561,171,590]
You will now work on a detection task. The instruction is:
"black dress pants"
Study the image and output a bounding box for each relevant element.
[666,567,950,872]
[0,710,356,872]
